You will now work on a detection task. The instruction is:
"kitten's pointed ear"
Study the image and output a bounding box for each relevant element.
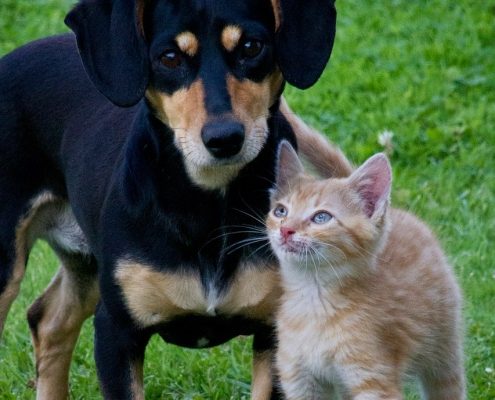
[349,153,392,219]
[274,140,304,195]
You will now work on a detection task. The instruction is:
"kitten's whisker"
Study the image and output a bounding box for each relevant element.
[237,194,269,225]
[200,230,241,249]
[303,245,310,276]
[248,241,273,259]
[225,237,269,255]
[312,245,345,289]
[312,238,348,262]
[308,246,332,313]
[225,229,267,236]
[225,235,267,250]
[201,224,267,249]
[350,241,387,263]
[232,207,267,227]
[222,224,267,231]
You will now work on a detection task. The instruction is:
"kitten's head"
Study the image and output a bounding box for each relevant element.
[267,141,392,278]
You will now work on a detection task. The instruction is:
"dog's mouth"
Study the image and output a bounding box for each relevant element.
[184,159,245,191]
[182,146,258,190]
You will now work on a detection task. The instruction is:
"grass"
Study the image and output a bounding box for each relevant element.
[1,0,494,398]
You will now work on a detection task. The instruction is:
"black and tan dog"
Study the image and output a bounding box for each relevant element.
[0,0,337,398]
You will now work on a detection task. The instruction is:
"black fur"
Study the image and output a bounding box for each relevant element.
[275,0,337,88]
[0,0,337,397]
[65,0,149,107]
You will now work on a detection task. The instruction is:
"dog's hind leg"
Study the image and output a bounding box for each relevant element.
[0,239,27,338]
[27,252,99,400]
[0,194,46,338]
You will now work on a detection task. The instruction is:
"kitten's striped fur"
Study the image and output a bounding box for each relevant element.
[268,142,464,400]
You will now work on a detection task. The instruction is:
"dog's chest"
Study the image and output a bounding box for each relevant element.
[115,258,281,329]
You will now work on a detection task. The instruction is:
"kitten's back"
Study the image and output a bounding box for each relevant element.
[372,208,463,374]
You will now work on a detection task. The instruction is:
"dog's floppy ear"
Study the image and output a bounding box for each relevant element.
[65,0,149,107]
[274,0,337,89]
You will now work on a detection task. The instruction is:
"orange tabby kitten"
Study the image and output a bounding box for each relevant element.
[268,142,464,400]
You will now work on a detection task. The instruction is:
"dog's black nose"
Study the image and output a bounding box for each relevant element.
[201,120,245,159]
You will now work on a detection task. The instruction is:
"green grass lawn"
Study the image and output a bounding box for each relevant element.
[1,0,494,398]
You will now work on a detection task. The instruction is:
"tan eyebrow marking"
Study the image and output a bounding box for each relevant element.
[221,25,243,52]
[270,0,281,31]
[175,31,199,57]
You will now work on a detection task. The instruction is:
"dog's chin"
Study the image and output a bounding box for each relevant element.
[180,136,267,191]
[186,161,244,190]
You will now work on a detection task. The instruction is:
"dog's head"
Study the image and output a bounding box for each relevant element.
[66,0,336,189]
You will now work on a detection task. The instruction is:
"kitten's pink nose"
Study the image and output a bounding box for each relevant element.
[280,227,296,241]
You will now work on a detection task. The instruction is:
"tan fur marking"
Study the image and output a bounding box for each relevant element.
[115,260,207,327]
[221,25,242,52]
[136,0,147,37]
[146,80,207,131]
[270,0,281,30]
[228,72,283,124]
[130,358,145,400]
[176,31,199,57]
[252,351,274,400]
[218,261,281,322]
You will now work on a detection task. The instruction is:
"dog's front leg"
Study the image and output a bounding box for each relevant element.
[94,303,150,400]
[252,328,284,400]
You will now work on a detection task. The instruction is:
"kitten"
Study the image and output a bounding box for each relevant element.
[267,141,465,400]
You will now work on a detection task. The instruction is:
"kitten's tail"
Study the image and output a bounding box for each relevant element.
[280,97,353,178]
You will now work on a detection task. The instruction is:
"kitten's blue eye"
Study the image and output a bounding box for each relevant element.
[311,211,333,224]
[273,205,288,218]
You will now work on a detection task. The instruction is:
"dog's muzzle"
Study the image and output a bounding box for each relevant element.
[201,119,245,159]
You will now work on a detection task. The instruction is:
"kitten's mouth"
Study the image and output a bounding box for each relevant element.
[280,240,306,255]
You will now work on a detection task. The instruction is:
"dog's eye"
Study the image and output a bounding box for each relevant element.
[161,50,182,68]
[242,39,263,59]
[273,205,288,218]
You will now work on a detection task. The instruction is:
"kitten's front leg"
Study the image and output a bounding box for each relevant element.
[338,364,403,400]
[276,349,329,400]
[278,372,328,400]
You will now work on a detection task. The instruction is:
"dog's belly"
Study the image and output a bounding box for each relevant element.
[156,314,266,348]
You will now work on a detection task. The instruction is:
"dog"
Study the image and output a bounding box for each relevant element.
[0,0,337,398]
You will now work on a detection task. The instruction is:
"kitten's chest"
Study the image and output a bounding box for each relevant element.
[277,284,356,375]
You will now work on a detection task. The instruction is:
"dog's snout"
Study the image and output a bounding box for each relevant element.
[201,120,245,159]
